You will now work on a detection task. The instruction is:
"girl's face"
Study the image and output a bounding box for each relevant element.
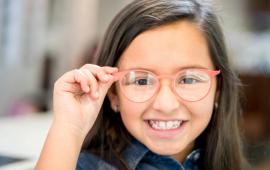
[108,21,217,162]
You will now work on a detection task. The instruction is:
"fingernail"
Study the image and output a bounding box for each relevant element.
[108,75,114,81]
[95,92,99,98]
[104,75,109,81]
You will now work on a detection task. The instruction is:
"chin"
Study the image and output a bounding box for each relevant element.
[147,143,185,156]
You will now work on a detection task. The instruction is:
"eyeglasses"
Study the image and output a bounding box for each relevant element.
[113,69,220,103]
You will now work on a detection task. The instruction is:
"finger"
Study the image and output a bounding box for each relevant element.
[80,68,99,98]
[61,82,82,94]
[82,64,118,80]
[98,75,116,98]
[54,70,90,96]
[83,66,111,83]
[80,68,116,99]
[74,69,91,93]
[102,66,118,74]
[79,64,118,98]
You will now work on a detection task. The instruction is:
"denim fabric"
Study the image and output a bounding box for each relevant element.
[77,140,202,170]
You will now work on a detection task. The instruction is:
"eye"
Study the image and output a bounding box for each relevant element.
[177,70,210,85]
[122,71,156,86]
[134,78,152,85]
[180,77,198,84]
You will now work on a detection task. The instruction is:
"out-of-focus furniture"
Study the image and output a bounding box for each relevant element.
[240,74,270,169]
[0,113,52,170]
[240,74,270,143]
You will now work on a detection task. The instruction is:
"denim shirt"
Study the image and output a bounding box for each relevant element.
[77,140,202,170]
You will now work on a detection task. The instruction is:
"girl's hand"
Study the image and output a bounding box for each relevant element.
[53,64,118,138]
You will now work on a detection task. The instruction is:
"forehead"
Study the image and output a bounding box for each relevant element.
[117,20,214,74]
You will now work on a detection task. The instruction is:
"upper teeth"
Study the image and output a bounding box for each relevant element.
[149,120,182,130]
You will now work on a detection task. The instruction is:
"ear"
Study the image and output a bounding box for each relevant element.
[107,86,119,112]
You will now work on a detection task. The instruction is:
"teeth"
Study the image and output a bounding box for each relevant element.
[149,120,182,130]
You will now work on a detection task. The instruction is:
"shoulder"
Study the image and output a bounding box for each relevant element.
[76,151,118,170]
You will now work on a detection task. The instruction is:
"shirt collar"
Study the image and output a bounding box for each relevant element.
[183,148,202,168]
[122,139,202,169]
[121,139,149,169]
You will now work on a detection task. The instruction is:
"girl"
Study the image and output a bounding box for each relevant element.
[36,0,251,169]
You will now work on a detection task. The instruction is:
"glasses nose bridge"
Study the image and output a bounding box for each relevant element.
[156,75,175,85]
[155,75,177,95]
[154,75,179,107]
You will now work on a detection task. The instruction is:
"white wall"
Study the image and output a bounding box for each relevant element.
[1,0,264,115]
[48,0,99,78]
[0,0,48,116]
[219,0,270,74]
[96,0,132,38]
[0,0,99,116]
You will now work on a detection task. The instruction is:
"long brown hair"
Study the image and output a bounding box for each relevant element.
[82,0,250,169]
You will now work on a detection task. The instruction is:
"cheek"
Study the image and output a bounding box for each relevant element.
[119,99,146,117]
[118,94,149,137]
[191,96,215,117]
[188,90,216,132]
[190,102,214,125]
[192,82,217,117]
[118,91,146,120]
[116,83,148,117]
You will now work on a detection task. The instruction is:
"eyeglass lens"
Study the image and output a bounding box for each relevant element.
[119,70,212,102]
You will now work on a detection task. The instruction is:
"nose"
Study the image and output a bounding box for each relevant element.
[152,81,180,114]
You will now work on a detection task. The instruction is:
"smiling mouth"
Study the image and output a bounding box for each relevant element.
[148,120,184,130]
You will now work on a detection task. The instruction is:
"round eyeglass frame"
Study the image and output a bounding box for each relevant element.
[112,69,220,103]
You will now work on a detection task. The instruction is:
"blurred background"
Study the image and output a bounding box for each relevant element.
[0,0,269,169]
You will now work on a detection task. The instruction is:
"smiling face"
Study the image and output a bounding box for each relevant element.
[108,20,218,162]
